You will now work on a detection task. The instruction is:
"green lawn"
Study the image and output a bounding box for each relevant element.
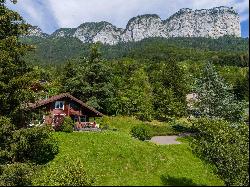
[32,116,224,186]
[98,116,192,136]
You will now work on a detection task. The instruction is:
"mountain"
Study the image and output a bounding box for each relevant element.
[25,6,241,45]
[26,26,49,38]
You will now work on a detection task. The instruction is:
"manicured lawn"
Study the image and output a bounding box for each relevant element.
[32,119,224,186]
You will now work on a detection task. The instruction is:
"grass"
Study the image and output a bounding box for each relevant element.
[32,116,224,186]
[98,116,193,136]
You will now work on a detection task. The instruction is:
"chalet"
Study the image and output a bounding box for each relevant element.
[28,93,103,130]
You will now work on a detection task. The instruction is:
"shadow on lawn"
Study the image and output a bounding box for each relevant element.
[171,124,191,133]
[161,175,206,186]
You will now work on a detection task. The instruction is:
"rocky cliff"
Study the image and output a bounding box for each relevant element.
[26,26,48,38]
[27,6,241,44]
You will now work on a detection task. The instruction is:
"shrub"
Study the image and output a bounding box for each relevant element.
[191,118,249,186]
[60,117,74,133]
[0,117,15,164]
[0,163,33,186]
[0,118,59,165]
[33,159,94,186]
[12,126,59,164]
[130,125,152,141]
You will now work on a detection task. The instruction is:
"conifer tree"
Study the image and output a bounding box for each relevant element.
[195,62,244,122]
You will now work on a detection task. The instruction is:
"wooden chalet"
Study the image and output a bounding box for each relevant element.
[28,93,103,130]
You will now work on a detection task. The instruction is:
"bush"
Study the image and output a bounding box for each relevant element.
[60,117,74,133]
[12,126,59,164]
[130,125,152,141]
[191,118,249,186]
[0,118,59,165]
[33,158,94,186]
[0,163,33,186]
[0,117,15,164]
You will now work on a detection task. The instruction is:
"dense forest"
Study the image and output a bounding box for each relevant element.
[22,36,249,66]
[21,35,249,120]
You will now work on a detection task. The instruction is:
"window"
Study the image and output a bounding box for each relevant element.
[55,101,64,110]
[80,116,87,122]
[74,116,79,122]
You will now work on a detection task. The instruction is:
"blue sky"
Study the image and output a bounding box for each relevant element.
[7,0,249,37]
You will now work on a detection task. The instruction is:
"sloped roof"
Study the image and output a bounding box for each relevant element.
[28,93,103,116]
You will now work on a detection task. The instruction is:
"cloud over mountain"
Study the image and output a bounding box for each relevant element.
[7,0,249,36]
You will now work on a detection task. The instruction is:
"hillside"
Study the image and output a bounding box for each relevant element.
[22,36,249,66]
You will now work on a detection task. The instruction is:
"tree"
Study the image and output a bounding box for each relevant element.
[117,68,154,121]
[195,62,245,122]
[0,0,35,127]
[62,44,115,113]
[0,1,59,185]
[149,60,188,119]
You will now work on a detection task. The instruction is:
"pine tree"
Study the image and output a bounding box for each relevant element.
[195,62,244,122]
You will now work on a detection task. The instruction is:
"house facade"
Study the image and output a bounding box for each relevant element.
[28,93,103,130]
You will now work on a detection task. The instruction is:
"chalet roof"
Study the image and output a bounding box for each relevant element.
[28,93,103,117]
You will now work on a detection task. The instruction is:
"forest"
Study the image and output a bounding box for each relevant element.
[20,35,249,120]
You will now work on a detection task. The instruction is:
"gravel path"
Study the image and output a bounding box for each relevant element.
[150,136,181,145]
[150,133,193,145]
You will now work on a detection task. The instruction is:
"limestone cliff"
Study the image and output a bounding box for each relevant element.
[27,6,241,44]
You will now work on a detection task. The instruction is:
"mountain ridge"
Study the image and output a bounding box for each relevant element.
[26,6,241,45]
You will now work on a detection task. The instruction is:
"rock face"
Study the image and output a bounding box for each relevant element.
[72,22,123,45]
[51,28,76,38]
[28,6,241,44]
[164,7,241,38]
[121,14,168,42]
[26,26,48,38]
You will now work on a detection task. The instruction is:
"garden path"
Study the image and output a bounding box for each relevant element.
[150,133,192,145]
[150,136,180,145]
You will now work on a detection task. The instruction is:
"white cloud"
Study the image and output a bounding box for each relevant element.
[8,0,249,32]
[231,0,249,22]
[46,0,249,28]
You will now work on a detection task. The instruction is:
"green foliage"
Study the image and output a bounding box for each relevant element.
[211,53,249,67]
[21,36,249,66]
[149,60,188,119]
[0,117,58,165]
[113,66,154,120]
[0,2,59,186]
[0,117,15,151]
[233,70,249,101]
[0,163,33,186]
[195,62,245,122]
[62,45,114,113]
[0,0,36,127]
[11,126,59,164]
[130,125,152,141]
[191,118,249,186]
[60,116,74,133]
[33,159,93,186]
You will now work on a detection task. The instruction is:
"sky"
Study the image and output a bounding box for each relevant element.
[7,0,249,37]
